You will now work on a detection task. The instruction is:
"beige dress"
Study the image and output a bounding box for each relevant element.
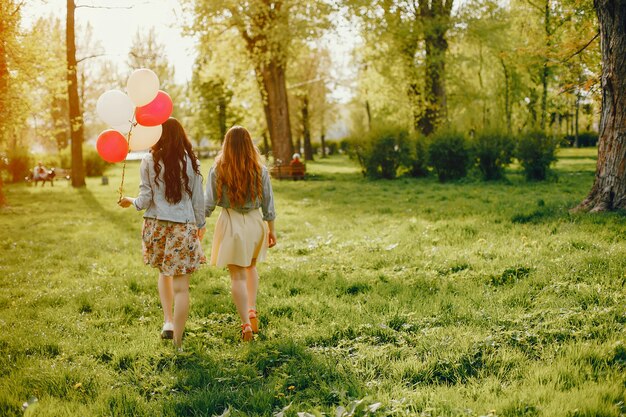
[210,208,269,267]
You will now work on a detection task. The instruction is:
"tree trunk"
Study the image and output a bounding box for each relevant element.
[540,0,551,131]
[0,11,8,206]
[66,0,85,187]
[500,57,512,135]
[218,94,227,142]
[365,99,372,131]
[320,114,327,158]
[257,60,294,165]
[418,32,448,136]
[575,0,626,212]
[262,131,270,158]
[574,90,581,147]
[302,96,313,161]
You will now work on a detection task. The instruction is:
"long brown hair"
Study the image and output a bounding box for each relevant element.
[152,118,201,204]
[215,126,263,207]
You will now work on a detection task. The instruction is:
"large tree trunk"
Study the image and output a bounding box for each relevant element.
[418,32,448,136]
[575,0,626,212]
[0,5,10,206]
[257,60,294,165]
[302,96,313,161]
[66,0,85,187]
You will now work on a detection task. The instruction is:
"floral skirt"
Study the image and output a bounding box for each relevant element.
[210,208,268,268]
[142,218,206,276]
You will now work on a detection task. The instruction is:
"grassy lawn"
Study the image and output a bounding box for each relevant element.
[0,147,624,416]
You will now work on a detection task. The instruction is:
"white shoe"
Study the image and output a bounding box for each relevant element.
[161,322,174,340]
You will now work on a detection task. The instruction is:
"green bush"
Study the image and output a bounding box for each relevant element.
[516,131,559,181]
[563,131,599,147]
[427,131,471,182]
[408,134,429,177]
[472,131,515,180]
[6,149,31,183]
[59,145,110,177]
[84,146,110,177]
[352,126,411,179]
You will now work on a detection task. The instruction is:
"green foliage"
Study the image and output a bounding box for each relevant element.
[472,131,515,180]
[352,126,412,179]
[563,132,599,148]
[59,145,110,177]
[516,131,559,180]
[83,146,110,177]
[427,131,471,182]
[5,148,31,183]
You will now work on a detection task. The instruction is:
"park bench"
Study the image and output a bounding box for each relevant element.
[25,168,71,186]
[270,163,306,180]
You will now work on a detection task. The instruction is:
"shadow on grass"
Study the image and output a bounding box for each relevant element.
[77,188,138,238]
[152,339,363,416]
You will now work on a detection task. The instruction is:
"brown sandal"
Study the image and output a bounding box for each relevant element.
[241,323,253,342]
[248,309,259,333]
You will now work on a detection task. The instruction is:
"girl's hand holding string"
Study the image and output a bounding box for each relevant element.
[197,227,206,240]
[268,231,277,248]
[118,197,134,208]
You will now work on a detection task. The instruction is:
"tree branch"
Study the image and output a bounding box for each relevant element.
[77,53,105,63]
[525,0,544,12]
[563,31,600,62]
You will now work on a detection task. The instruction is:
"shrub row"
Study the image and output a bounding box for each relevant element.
[350,127,561,182]
[2,145,110,183]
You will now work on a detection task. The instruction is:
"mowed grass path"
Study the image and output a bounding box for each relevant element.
[0,148,624,416]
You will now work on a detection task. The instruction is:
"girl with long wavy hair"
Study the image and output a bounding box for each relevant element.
[119,118,206,350]
[205,126,276,341]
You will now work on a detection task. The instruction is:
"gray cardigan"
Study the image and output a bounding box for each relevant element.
[133,153,206,228]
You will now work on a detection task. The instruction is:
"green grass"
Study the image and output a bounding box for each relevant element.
[0,148,624,416]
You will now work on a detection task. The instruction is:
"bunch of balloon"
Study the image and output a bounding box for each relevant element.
[94,68,173,200]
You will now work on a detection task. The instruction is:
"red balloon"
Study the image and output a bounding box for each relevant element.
[134,90,173,126]
[96,130,128,163]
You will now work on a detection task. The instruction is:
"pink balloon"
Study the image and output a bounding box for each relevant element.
[97,130,128,163]
[135,90,173,126]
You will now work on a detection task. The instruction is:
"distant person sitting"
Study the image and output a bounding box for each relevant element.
[33,162,47,181]
[32,162,55,186]
[289,153,305,179]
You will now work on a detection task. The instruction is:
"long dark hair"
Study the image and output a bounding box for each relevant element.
[152,118,201,204]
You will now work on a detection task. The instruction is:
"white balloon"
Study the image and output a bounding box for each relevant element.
[129,124,162,151]
[96,90,134,127]
[127,69,160,106]
[113,121,134,135]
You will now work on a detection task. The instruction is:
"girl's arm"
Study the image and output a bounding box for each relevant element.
[119,157,152,210]
[261,168,277,247]
[191,163,206,229]
[260,168,276,222]
[204,166,218,217]
[267,220,276,248]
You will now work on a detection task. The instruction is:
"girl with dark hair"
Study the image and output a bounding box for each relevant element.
[206,125,276,342]
[119,118,205,350]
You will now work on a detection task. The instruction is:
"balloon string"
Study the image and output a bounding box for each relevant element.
[118,128,133,203]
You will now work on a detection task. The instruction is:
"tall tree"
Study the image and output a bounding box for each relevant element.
[575,0,626,212]
[189,0,332,164]
[66,0,85,187]
[348,0,453,136]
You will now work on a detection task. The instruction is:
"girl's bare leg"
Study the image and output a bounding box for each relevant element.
[172,274,190,348]
[158,273,174,325]
[228,265,251,326]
